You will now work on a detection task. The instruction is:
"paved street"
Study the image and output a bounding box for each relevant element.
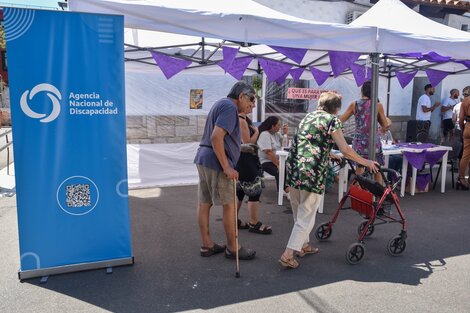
[1,178,469,313]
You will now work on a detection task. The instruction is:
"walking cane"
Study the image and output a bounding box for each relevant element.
[233,179,240,278]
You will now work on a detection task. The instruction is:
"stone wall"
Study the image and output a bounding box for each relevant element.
[126,115,207,144]
[126,113,410,144]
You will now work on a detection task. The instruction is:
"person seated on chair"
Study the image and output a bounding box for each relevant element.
[257,116,289,197]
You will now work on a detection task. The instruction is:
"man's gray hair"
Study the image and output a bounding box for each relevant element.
[227,81,256,99]
[318,92,342,113]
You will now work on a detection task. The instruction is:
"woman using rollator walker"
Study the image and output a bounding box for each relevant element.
[278,92,379,269]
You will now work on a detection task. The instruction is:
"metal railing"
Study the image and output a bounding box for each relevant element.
[0,127,12,175]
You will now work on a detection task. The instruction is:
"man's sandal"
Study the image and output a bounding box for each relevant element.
[278,256,299,269]
[248,221,272,235]
[296,245,319,258]
[200,243,226,257]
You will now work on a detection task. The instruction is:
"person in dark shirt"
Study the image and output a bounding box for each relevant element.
[194,81,257,260]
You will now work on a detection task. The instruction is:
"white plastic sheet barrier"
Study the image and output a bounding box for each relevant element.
[127,142,200,189]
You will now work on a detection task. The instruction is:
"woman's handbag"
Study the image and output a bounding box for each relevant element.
[237,176,264,197]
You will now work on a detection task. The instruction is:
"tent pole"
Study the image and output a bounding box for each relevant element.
[260,72,267,122]
[386,66,392,117]
[201,37,205,63]
[368,53,380,162]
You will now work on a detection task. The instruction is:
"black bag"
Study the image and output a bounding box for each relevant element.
[237,176,264,197]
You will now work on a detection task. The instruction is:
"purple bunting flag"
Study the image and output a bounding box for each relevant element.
[269,45,308,64]
[274,70,290,85]
[420,52,452,63]
[290,67,304,81]
[395,71,417,88]
[392,52,423,59]
[222,46,239,68]
[258,58,292,82]
[151,51,192,79]
[425,69,449,87]
[350,63,372,87]
[310,67,330,86]
[457,60,470,69]
[217,56,254,80]
[328,51,361,77]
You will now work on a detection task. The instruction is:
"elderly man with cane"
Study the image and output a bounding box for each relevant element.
[194,81,257,273]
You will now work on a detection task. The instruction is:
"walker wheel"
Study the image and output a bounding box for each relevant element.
[387,236,406,256]
[346,242,366,265]
[315,222,333,241]
[357,221,375,237]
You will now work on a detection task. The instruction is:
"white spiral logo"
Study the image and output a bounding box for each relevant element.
[20,83,62,123]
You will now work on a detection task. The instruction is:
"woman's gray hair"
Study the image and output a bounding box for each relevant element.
[317,92,342,113]
[227,81,256,99]
[463,86,470,98]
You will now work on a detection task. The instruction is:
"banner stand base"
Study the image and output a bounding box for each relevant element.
[18,256,134,281]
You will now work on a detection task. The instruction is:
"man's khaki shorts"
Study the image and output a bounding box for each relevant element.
[196,165,235,206]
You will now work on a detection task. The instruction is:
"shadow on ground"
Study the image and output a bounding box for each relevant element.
[24,180,470,312]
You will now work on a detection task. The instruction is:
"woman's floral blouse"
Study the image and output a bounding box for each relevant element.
[286,110,343,194]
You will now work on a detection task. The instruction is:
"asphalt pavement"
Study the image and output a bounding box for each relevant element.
[1,176,470,313]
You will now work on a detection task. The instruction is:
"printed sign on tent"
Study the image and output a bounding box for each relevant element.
[4,8,133,279]
[190,89,203,109]
[287,88,337,100]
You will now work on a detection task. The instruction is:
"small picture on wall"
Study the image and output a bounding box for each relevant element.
[190,89,203,109]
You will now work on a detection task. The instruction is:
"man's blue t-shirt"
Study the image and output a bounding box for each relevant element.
[194,98,241,171]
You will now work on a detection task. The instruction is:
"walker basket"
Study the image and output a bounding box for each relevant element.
[349,184,374,218]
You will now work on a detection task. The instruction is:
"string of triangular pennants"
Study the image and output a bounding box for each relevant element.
[150,47,468,87]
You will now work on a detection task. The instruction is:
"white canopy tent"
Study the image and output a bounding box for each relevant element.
[352,0,470,59]
[70,0,470,58]
[69,0,378,52]
[68,0,470,188]
[70,0,470,95]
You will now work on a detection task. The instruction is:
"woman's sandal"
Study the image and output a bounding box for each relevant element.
[456,177,470,190]
[248,221,272,235]
[237,219,250,229]
[296,245,319,258]
[200,243,226,257]
[278,256,299,269]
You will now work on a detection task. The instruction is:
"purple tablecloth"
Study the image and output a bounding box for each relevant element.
[398,143,447,190]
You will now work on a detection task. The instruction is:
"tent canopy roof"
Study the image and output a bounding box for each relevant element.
[352,0,470,59]
[70,0,470,80]
[69,0,378,52]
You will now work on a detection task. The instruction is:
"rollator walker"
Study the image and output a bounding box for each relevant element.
[315,159,407,264]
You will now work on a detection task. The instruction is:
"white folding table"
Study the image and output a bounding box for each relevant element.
[337,145,452,201]
[277,144,452,213]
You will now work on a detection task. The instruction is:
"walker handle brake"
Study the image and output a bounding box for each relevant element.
[379,167,402,189]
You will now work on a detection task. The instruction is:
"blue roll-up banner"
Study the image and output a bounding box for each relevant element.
[4,8,133,278]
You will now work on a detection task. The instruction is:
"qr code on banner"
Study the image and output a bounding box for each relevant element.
[66,184,91,207]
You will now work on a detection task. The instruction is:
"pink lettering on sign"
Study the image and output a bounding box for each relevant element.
[287,88,337,100]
